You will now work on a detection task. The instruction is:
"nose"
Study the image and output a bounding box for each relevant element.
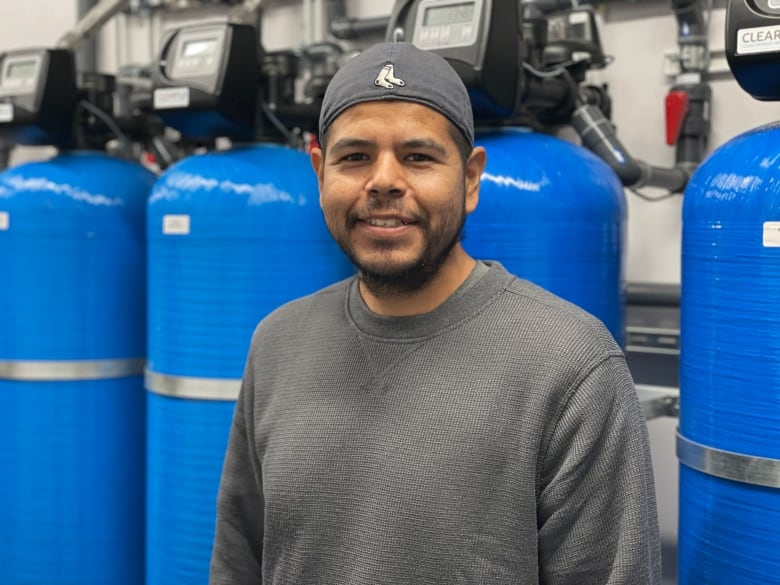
[365,152,406,198]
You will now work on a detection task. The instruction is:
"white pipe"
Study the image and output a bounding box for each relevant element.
[228,0,268,25]
[149,8,161,60]
[307,0,315,44]
[58,0,132,51]
[312,0,325,43]
[301,0,310,45]
[115,12,127,71]
[124,12,133,65]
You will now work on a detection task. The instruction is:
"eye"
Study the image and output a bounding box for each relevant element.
[406,153,434,163]
[340,152,369,162]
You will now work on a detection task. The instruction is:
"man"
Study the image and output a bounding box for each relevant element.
[210,41,661,584]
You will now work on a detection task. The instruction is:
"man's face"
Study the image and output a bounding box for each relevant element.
[311,101,481,294]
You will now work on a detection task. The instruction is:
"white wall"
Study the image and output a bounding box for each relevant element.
[0,0,77,50]
[0,0,79,165]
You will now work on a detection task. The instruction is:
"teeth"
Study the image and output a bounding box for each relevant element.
[367,218,406,227]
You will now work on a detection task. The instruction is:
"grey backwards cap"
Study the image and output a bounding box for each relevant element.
[319,42,474,147]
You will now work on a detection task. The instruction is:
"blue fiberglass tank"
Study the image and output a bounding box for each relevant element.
[678,122,780,584]
[0,152,154,585]
[465,128,626,345]
[145,143,354,584]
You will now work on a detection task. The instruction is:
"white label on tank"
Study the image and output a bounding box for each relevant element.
[163,214,191,235]
[737,25,780,55]
[153,87,190,109]
[763,222,780,247]
[0,104,13,122]
[0,211,8,231]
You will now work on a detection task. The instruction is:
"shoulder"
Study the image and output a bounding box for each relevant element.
[248,276,354,349]
[484,263,621,361]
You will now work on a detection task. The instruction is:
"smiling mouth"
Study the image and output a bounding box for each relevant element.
[364,218,415,227]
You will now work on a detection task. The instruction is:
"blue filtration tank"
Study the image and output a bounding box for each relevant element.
[0,153,154,585]
[679,121,780,584]
[146,143,354,584]
[466,128,626,344]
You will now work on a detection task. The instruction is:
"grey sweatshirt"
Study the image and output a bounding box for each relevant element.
[210,261,661,585]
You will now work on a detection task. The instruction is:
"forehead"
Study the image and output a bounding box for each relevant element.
[327,101,453,140]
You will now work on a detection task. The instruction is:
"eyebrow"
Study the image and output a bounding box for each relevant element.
[329,138,374,153]
[329,137,448,157]
[402,138,448,157]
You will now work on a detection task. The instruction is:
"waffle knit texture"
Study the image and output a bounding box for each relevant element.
[210,261,661,585]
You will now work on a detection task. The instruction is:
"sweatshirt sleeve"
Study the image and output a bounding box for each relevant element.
[209,359,265,585]
[536,354,662,585]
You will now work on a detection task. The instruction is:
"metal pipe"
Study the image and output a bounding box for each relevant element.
[228,0,268,25]
[669,0,711,170]
[115,11,127,74]
[75,0,98,73]
[312,0,326,43]
[627,283,681,307]
[330,15,390,40]
[302,0,312,44]
[58,0,132,52]
[671,0,710,73]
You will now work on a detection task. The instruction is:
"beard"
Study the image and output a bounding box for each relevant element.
[330,197,467,297]
[357,220,466,297]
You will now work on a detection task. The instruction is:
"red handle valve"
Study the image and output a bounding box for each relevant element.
[665,90,690,146]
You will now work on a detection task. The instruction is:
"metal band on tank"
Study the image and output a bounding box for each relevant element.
[145,369,241,401]
[677,432,780,489]
[0,358,145,381]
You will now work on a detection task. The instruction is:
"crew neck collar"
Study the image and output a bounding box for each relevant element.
[346,261,511,341]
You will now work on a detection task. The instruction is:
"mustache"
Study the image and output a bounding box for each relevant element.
[347,202,427,225]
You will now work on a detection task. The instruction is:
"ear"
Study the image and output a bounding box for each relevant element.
[464,146,486,215]
[310,147,325,206]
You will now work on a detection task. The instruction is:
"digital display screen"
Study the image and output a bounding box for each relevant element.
[424,2,475,27]
[6,60,37,80]
[181,38,218,58]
